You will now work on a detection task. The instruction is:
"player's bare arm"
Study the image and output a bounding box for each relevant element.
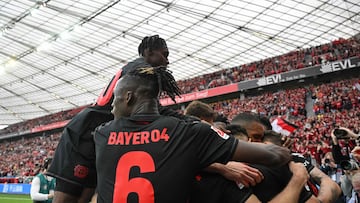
[232,141,291,166]
[205,162,264,187]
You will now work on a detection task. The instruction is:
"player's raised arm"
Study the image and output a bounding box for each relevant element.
[232,141,291,166]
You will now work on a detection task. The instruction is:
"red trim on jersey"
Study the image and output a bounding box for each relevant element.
[96,69,123,106]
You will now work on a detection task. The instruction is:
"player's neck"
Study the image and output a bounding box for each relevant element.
[131,99,159,116]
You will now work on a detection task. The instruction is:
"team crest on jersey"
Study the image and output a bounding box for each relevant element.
[74,164,89,179]
[211,126,230,140]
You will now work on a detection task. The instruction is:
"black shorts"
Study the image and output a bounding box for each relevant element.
[46,105,113,188]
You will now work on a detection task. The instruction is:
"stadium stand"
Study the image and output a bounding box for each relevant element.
[1,77,358,177]
[0,106,88,136]
[0,37,359,185]
[0,133,61,181]
[174,37,360,94]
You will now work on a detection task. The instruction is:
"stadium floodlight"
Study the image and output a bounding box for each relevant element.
[6,58,17,67]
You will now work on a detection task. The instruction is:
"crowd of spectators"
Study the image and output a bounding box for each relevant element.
[176,37,360,94]
[209,77,359,166]
[292,78,360,164]
[311,78,360,115]
[211,87,307,121]
[0,132,61,181]
[3,77,358,178]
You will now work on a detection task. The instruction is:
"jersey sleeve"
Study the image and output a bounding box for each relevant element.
[191,123,238,169]
[96,69,123,106]
[96,57,149,107]
[46,106,113,188]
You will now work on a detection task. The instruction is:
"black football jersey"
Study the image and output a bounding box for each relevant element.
[47,105,113,187]
[250,164,313,203]
[189,172,252,203]
[94,115,238,203]
[48,57,199,189]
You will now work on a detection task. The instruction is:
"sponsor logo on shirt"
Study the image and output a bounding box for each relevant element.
[108,128,170,145]
[211,126,229,140]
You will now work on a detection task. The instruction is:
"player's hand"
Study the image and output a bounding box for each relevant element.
[288,161,309,186]
[223,161,264,187]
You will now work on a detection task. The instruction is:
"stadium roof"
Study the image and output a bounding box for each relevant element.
[0,0,359,127]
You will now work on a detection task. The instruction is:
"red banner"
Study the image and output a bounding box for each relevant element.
[30,120,70,133]
[160,83,239,106]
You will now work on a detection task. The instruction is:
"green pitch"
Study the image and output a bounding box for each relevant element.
[0,193,31,203]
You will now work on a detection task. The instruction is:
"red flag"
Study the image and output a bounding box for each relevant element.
[271,118,298,136]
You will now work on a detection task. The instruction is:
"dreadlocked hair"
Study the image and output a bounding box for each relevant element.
[128,66,181,103]
[138,35,167,56]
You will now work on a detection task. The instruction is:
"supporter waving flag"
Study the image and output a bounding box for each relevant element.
[271,117,298,136]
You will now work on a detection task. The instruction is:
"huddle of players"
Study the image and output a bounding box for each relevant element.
[46,35,341,203]
[185,101,341,203]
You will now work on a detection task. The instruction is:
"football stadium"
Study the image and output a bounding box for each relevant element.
[0,0,359,202]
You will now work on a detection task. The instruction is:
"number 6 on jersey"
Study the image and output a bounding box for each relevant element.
[113,151,155,203]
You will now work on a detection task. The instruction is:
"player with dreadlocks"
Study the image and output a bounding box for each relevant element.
[93,65,300,203]
[96,35,170,107]
[48,35,186,203]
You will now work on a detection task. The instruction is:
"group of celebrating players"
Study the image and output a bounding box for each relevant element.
[45,35,342,203]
